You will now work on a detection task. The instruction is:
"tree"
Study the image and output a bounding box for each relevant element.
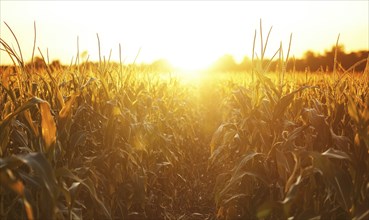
[150,59,173,72]
[210,54,238,72]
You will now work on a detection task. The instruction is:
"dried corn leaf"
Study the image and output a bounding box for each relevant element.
[40,102,56,151]
[0,169,25,196]
[24,109,39,137]
[23,199,35,220]
[58,92,79,131]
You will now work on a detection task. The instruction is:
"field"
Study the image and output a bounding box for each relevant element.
[1,28,369,220]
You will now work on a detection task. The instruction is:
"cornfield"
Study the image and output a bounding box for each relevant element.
[1,23,369,220]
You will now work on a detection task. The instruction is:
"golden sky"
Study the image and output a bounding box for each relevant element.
[0,1,368,70]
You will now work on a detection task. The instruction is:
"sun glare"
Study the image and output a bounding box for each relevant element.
[0,1,367,68]
[173,69,207,84]
[169,54,215,72]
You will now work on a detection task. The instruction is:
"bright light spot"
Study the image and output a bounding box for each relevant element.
[0,1,367,65]
[167,52,216,72]
[174,70,204,82]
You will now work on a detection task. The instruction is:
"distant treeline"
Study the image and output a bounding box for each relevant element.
[209,45,368,73]
[1,45,368,73]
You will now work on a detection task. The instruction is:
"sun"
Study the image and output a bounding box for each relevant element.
[169,57,213,72]
[164,55,210,82]
[167,51,216,72]
[165,56,210,82]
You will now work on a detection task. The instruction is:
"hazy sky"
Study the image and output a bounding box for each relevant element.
[1,1,368,70]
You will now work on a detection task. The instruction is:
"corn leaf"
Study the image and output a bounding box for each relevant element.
[40,102,56,152]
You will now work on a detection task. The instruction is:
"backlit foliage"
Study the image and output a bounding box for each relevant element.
[1,22,368,220]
